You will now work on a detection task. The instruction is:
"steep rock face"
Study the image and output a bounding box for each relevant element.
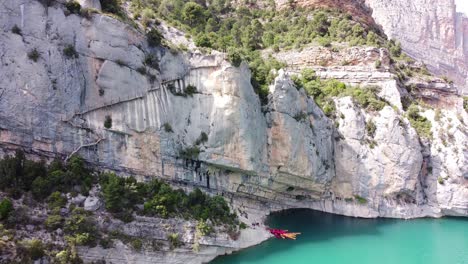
[364,0,468,93]
[0,0,467,262]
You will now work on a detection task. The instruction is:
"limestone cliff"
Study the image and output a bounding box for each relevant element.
[0,0,467,263]
[364,0,468,94]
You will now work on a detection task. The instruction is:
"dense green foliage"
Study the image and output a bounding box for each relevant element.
[65,208,98,246]
[406,104,432,139]
[101,0,124,16]
[130,1,381,51]
[0,198,13,220]
[0,151,93,199]
[292,69,387,117]
[65,1,81,14]
[100,173,237,225]
[147,28,163,47]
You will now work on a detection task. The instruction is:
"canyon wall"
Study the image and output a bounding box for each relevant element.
[0,0,467,262]
[364,0,468,94]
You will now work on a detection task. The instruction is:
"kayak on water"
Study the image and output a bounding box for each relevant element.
[268,228,301,240]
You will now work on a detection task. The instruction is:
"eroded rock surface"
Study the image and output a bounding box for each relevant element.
[0,0,467,263]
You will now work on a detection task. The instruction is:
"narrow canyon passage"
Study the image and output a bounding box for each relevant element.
[212,209,468,264]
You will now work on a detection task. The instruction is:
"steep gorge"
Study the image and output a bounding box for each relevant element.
[0,0,467,263]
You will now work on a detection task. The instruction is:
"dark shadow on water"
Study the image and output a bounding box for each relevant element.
[210,208,400,264]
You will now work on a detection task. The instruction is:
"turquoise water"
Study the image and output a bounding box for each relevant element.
[211,209,468,264]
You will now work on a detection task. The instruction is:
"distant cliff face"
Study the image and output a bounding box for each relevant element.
[364,0,468,94]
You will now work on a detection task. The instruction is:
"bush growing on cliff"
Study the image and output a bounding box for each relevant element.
[195,132,208,145]
[147,28,163,47]
[101,0,124,16]
[185,85,197,96]
[366,120,377,138]
[463,97,468,112]
[0,150,47,197]
[64,208,97,246]
[0,198,13,220]
[63,45,78,59]
[65,1,81,15]
[167,233,182,249]
[375,59,382,69]
[163,122,173,133]
[45,214,64,231]
[100,172,141,221]
[353,195,367,204]
[104,115,112,129]
[0,152,92,199]
[18,239,45,261]
[179,146,200,159]
[406,104,432,139]
[28,49,40,62]
[11,24,22,35]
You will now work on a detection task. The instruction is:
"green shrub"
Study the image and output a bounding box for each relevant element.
[101,0,123,16]
[47,191,67,209]
[80,7,100,19]
[0,198,13,220]
[147,29,163,47]
[375,59,382,69]
[354,195,367,204]
[104,115,112,129]
[317,37,332,47]
[65,1,81,14]
[227,49,242,67]
[294,112,308,122]
[73,232,95,246]
[195,132,208,145]
[63,45,78,59]
[167,233,181,249]
[136,66,147,75]
[197,220,213,236]
[45,214,64,230]
[438,177,444,185]
[143,54,159,70]
[64,208,97,246]
[11,25,21,35]
[185,85,197,96]
[179,146,200,159]
[28,49,40,62]
[100,173,141,221]
[406,104,432,139]
[20,239,44,260]
[239,222,247,230]
[131,238,143,251]
[463,97,468,112]
[163,122,173,133]
[366,120,377,138]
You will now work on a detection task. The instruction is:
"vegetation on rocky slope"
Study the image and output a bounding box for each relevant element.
[292,69,387,117]
[0,151,240,263]
[125,1,389,104]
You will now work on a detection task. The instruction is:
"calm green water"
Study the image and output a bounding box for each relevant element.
[211,209,468,264]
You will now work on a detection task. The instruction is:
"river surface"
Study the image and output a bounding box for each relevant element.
[211,209,468,264]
